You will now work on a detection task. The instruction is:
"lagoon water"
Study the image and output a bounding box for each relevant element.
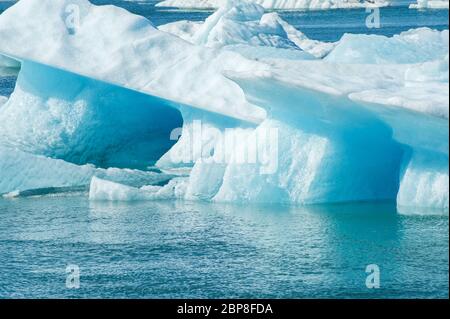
[0,1,448,298]
[0,196,448,298]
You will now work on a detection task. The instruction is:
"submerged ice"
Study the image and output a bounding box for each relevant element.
[0,0,448,212]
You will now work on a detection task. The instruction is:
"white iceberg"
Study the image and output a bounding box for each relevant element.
[156,0,390,10]
[409,0,449,9]
[89,176,187,201]
[158,1,335,58]
[325,28,449,64]
[0,0,448,212]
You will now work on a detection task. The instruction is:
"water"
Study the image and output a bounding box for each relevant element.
[0,196,448,298]
[0,1,448,299]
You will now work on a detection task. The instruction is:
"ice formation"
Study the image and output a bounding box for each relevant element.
[0,146,172,196]
[409,0,449,9]
[0,0,448,213]
[158,1,336,58]
[155,0,390,10]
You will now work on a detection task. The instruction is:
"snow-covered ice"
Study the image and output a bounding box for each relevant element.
[156,0,390,10]
[409,0,449,9]
[0,0,448,212]
[158,1,336,58]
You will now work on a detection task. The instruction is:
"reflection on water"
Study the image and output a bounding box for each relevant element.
[0,196,447,298]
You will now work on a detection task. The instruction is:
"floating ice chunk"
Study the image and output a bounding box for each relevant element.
[156,0,390,10]
[158,2,334,58]
[0,0,447,211]
[409,0,449,9]
[89,176,187,201]
[2,190,20,199]
[0,0,266,124]
[325,28,449,64]
[0,146,172,195]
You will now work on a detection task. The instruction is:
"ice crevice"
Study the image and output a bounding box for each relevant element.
[0,0,448,213]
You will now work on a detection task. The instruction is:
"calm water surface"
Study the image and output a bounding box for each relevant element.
[0,197,448,298]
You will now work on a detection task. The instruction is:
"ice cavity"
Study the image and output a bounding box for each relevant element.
[158,1,335,58]
[0,59,183,169]
[156,0,390,10]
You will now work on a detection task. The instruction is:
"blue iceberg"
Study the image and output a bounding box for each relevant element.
[0,0,447,213]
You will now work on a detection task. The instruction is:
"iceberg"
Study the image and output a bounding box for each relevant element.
[89,176,187,201]
[0,146,172,196]
[158,1,335,58]
[0,0,448,212]
[409,0,449,9]
[325,28,449,64]
[155,0,391,10]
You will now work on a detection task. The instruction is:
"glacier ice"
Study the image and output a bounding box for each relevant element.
[158,1,335,58]
[0,59,183,169]
[409,0,449,9]
[0,96,6,107]
[89,176,187,201]
[325,28,449,64]
[0,0,448,213]
[155,0,390,10]
[0,146,172,196]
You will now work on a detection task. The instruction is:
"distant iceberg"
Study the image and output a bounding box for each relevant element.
[409,0,449,9]
[158,1,336,58]
[155,0,391,10]
[0,0,448,212]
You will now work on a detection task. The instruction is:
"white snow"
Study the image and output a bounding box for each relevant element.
[158,2,335,58]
